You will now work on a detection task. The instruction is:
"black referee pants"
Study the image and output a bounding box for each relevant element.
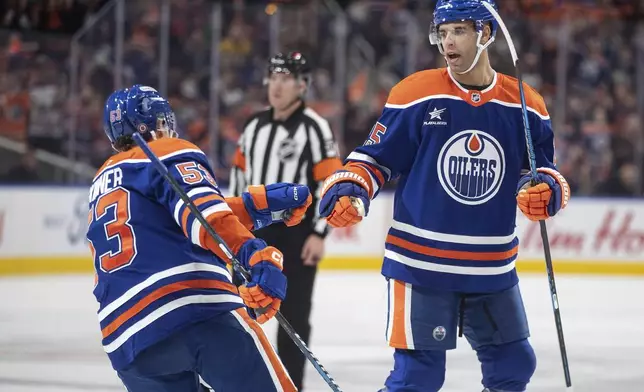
[234,224,318,390]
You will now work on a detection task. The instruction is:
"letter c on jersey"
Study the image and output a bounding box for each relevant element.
[437,130,505,205]
[271,251,284,267]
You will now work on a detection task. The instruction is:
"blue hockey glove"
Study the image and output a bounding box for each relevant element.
[516,168,570,221]
[236,238,286,324]
[242,183,312,230]
[319,170,371,228]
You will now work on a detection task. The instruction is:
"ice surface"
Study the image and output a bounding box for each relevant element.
[1,272,642,391]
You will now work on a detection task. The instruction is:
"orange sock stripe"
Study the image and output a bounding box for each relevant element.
[389,280,408,349]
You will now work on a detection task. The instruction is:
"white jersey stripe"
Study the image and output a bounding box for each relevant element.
[382,92,549,121]
[384,94,464,109]
[346,152,393,180]
[103,294,242,353]
[404,282,414,350]
[386,280,395,343]
[384,249,516,276]
[190,203,232,247]
[98,262,231,322]
[172,187,217,225]
[391,220,516,245]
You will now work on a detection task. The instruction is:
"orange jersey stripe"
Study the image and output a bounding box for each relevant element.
[386,69,459,106]
[339,163,376,198]
[180,206,191,237]
[389,280,409,349]
[387,234,518,262]
[194,194,225,207]
[247,185,268,210]
[235,309,297,391]
[179,194,225,234]
[201,213,254,261]
[225,196,254,230]
[495,74,549,117]
[313,157,342,182]
[102,279,237,338]
[347,161,386,186]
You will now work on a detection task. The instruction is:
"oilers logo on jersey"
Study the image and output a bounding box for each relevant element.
[438,130,505,205]
[341,67,555,293]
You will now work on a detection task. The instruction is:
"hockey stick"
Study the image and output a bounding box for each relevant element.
[133,133,343,392]
[481,2,573,389]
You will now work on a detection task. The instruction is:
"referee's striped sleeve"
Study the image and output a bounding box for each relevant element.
[304,108,342,237]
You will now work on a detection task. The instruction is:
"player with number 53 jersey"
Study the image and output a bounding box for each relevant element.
[87,85,311,392]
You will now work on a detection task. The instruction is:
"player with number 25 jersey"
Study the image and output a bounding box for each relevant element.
[318,1,571,391]
[87,84,310,392]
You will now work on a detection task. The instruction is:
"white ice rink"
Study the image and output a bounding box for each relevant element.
[1,271,643,392]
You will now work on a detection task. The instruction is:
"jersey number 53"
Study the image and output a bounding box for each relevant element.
[88,188,137,273]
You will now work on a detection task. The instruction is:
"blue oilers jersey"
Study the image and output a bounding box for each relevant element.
[349,68,555,293]
[86,138,253,370]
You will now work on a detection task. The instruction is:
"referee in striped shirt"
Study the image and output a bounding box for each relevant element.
[229,51,341,390]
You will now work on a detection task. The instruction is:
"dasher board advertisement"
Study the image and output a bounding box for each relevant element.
[1,187,643,275]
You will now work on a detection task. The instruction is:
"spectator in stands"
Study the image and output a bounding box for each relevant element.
[595,162,640,197]
[0,0,641,195]
[1,147,40,183]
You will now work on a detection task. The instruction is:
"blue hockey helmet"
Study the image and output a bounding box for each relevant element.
[430,0,499,74]
[103,85,176,151]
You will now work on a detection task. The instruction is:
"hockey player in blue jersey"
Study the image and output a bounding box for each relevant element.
[319,0,570,391]
[87,84,312,391]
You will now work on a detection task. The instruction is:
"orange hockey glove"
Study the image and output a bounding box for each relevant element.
[516,168,570,221]
[243,184,312,229]
[319,167,371,228]
[236,239,286,324]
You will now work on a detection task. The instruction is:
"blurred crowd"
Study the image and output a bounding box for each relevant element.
[0,0,643,197]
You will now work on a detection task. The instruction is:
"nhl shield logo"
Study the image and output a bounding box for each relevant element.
[277,138,298,161]
[437,130,505,205]
[471,92,481,103]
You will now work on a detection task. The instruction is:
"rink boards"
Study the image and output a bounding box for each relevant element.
[1,186,644,275]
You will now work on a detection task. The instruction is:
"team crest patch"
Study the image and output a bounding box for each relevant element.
[437,130,505,205]
[433,326,446,341]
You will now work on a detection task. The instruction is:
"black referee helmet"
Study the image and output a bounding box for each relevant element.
[265,51,312,87]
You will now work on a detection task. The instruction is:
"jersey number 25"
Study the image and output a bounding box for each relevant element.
[366,122,387,145]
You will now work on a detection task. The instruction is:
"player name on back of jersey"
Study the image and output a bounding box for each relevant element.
[89,167,123,203]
